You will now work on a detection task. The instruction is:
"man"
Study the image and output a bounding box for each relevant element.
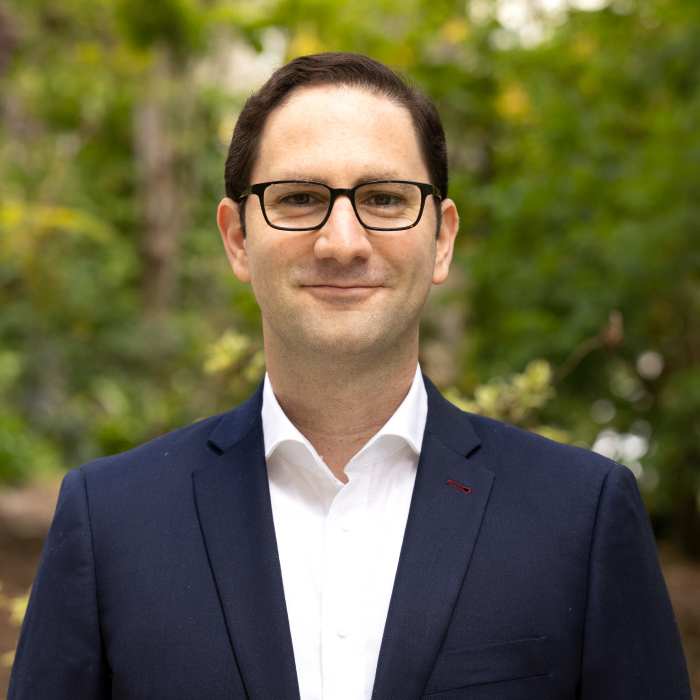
[10,53,691,700]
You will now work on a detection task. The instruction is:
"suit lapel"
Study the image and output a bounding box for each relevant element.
[192,377,494,700]
[371,377,495,700]
[192,385,300,700]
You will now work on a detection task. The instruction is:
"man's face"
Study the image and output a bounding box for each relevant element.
[219,85,457,363]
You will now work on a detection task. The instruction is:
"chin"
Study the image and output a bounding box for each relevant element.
[312,332,385,358]
[299,320,395,360]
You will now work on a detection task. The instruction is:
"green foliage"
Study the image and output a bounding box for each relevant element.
[0,583,30,667]
[453,1,700,545]
[0,0,698,549]
[0,349,61,482]
[114,0,206,57]
[444,360,568,443]
[0,0,261,472]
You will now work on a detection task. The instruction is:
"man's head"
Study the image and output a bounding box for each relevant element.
[217,53,458,373]
[224,52,449,236]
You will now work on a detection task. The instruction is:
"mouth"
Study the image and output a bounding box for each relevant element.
[308,283,378,288]
[302,283,382,298]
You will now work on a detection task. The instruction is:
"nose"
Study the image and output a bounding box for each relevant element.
[313,195,372,264]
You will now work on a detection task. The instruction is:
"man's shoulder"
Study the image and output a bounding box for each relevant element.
[451,412,635,537]
[459,411,618,486]
[424,376,617,490]
[84,411,220,467]
[75,396,261,491]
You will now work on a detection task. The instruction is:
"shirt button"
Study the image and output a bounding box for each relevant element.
[340,522,352,532]
[337,628,349,637]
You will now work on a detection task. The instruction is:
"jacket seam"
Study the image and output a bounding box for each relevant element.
[577,460,619,681]
[78,467,111,674]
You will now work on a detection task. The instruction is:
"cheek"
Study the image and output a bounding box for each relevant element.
[245,235,302,305]
[381,236,436,287]
[244,238,279,309]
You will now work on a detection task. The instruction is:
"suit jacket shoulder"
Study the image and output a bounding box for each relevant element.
[77,382,264,509]
[463,410,616,481]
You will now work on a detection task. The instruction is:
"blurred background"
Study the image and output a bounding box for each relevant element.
[0,0,698,694]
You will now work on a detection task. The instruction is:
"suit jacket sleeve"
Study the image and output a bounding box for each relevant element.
[579,462,691,699]
[8,467,111,699]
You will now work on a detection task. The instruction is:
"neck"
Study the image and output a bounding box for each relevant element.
[264,333,419,484]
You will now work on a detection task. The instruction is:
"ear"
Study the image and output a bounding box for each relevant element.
[217,198,250,283]
[432,198,459,285]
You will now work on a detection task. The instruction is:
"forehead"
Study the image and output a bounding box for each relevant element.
[251,85,429,185]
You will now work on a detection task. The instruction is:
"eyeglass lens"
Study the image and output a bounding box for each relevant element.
[262,182,424,230]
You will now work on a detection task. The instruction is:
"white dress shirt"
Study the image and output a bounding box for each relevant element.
[262,365,428,700]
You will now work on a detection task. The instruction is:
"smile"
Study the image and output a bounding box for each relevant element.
[302,284,382,298]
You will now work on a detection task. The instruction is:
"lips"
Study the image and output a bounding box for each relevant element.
[302,284,383,293]
[301,283,383,298]
[306,284,378,288]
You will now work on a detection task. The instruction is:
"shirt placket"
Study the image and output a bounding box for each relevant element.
[320,465,370,700]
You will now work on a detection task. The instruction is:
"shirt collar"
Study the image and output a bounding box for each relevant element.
[261,364,427,471]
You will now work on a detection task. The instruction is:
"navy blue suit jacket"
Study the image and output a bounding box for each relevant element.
[9,377,691,699]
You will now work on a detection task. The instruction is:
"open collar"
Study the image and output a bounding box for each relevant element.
[260,364,428,476]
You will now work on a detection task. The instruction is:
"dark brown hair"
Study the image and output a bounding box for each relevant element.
[224,52,448,232]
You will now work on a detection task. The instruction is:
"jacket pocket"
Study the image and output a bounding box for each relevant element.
[422,636,549,695]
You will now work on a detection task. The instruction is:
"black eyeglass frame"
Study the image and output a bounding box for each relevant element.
[238,180,443,232]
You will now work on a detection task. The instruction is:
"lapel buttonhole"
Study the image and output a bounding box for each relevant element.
[447,479,471,494]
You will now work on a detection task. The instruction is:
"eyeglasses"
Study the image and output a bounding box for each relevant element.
[238,180,442,232]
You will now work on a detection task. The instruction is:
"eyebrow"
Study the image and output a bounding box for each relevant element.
[355,172,403,184]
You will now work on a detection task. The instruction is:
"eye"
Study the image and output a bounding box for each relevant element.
[364,192,406,208]
[282,193,316,206]
[371,193,397,207]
